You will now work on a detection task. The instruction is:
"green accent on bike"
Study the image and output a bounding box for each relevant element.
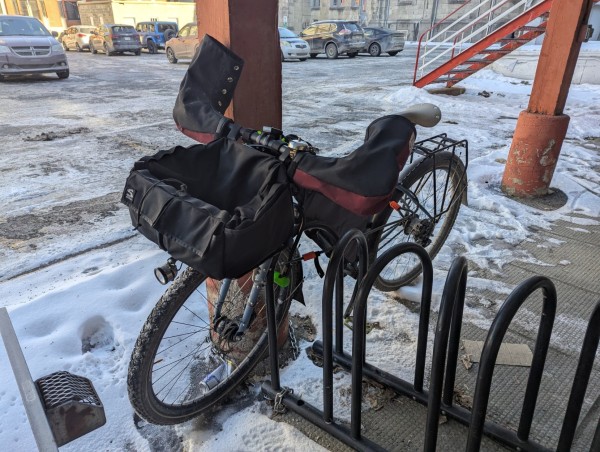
[273,272,290,288]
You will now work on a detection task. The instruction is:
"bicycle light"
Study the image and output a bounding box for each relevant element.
[154,258,178,285]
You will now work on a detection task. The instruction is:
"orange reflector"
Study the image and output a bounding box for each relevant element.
[390,200,401,211]
[302,251,317,261]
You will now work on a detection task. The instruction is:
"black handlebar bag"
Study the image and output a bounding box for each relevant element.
[121,138,295,280]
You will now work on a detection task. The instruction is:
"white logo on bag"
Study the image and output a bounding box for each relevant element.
[126,188,136,202]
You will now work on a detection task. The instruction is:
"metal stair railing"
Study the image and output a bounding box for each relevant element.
[414,0,548,85]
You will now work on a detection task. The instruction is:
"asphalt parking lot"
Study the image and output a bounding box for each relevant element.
[0,47,418,281]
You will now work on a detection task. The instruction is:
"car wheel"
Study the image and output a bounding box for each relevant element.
[369,42,381,57]
[147,40,157,54]
[76,43,83,52]
[56,69,69,79]
[388,51,399,56]
[325,43,338,59]
[347,52,358,58]
[310,53,317,59]
[281,51,285,62]
[104,43,112,56]
[90,43,97,54]
[299,58,307,61]
[63,41,69,51]
[134,49,141,56]
[166,47,178,64]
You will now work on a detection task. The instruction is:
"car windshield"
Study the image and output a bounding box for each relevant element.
[279,28,297,38]
[112,25,136,34]
[79,27,96,34]
[0,17,51,36]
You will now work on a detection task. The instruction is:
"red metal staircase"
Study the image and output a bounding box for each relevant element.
[413,0,555,88]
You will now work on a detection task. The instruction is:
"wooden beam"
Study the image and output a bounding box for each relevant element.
[527,0,595,115]
[196,0,282,130]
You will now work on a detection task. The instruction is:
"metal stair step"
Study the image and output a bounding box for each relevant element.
[447,68,476,74]
[500,37,533,43]
[518,25,547,32]
[479,48,512,54]
[463,58,492,64]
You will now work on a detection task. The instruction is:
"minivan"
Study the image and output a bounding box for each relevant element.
[0,15,69,80]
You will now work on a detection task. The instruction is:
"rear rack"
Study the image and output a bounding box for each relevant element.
[411,133,469,170]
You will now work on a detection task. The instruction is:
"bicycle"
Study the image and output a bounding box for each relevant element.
[123,35,468,425]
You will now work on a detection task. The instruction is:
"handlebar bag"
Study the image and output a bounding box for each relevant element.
[121,138,294,280]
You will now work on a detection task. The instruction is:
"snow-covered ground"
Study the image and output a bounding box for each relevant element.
[0,48,599,451]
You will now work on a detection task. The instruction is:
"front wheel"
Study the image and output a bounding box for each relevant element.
[147,40,157,54]
[90,43,97,54]
[369,43,381,57]
[388,51,399,56]
[127,250,299,425]
[166,47,177,64]
[56,69,69,79]
[368,151,466,291]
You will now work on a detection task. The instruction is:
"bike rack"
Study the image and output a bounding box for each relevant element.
[261,229,600,451]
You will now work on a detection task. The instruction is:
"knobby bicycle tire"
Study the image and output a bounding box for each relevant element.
[128,251,297,425]
[368,151,466,291]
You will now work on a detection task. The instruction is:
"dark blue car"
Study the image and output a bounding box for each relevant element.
[135,21,178,54]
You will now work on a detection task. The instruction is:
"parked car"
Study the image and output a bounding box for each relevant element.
[299,20,365,59]
[136,21,178,54]
[279,27,309,61]
[62,25,97,52]
[0,15,69,80]
[165,22,198,64]
[89,24,141,56]
[362,27,405,57]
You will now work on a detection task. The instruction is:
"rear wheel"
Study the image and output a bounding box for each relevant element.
[90,43,97,54]
[127,250,300,425]
[63,41,69,51]
[310,53,318,59]
[325,43,338,59]
[147,40,157,54]
[388,51,399,56]
[76,43,82,52]
[104,43,112,56]
[299,58,307,62]
[368,151,466,290]
[166,47,177,64]
[369,42,381,57]
[134,49,141,56]
[347,52,358,58]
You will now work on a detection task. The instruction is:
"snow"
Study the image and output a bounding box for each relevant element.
[1,50,599,451]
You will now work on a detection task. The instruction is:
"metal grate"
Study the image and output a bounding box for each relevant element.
[36,371,102,410]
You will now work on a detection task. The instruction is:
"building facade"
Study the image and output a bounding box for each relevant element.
[278,0,600,42]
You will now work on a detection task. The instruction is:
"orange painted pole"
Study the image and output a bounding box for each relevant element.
[501,0,594,197]
[196,0,282,130]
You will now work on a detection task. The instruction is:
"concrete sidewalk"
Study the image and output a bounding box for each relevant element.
[275,195,600,451]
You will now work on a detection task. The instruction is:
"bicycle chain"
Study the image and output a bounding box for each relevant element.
[273,386,293,414]
[288,318,301,360]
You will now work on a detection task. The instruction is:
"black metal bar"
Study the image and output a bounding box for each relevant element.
[351,242,432,438]
[261,381,386,452]
[265,256,282,393]
[557,301,600,451]
[424,256,468,452]
[321,229,368,426]
[442,259,467,406]
[466,276,557,452]
[335,269,344,355]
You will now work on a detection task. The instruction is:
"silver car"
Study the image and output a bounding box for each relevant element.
[62,25,96,52]
[0,15,69,80]
[279,27,309,61]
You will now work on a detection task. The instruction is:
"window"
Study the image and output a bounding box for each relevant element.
[302,25,318,36]
[310,0,320,8]
[189,24,198,37]
[330,0,342,8]
[179,25,190,37]
[39,0,48,18]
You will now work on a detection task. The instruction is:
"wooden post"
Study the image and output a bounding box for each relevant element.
[501,0,594,197]
[196,0,282,130]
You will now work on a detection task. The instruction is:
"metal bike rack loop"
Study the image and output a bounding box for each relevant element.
[261,229,600,451]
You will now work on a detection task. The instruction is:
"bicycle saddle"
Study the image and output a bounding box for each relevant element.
[292,114,416,216]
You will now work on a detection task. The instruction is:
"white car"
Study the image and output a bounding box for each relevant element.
[279,27,309,62]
